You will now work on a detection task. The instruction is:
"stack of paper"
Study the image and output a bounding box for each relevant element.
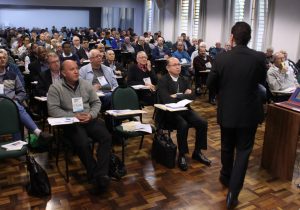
[1,140,27,151]
[165,99,193,109]
[131,85,150,90]
[47,117,80,126]
[106,109,146,116]
[121,121,152,133]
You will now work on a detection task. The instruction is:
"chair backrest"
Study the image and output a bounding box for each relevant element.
[0,96,22,136]
[112,87,140,110]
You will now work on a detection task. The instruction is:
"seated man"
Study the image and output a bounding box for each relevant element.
[267,52,299,101]
[172,41,191,76]
[156,57,211,171]
[193,47,215,104]
[103,50,127,86]
[28,46,48,82]
[47,60,111,191]
[151,37,171,60]
[79,49,118,110]
[59,41,80,66]
[36,52,62,96]
[127,51,157,106]
[0,49,51,142]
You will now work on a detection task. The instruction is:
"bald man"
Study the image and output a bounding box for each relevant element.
[47,60,112,192]
[157,57,211,171]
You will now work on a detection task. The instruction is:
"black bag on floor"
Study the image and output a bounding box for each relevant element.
[109,153,127,180]
[26,155,51,197]
[152,131,177,168]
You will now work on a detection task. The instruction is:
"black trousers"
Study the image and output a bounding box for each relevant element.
[166,110,208,154]
[63,119,112,180]
[220,126,257,196]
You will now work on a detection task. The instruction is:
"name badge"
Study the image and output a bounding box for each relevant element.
[0,84,4,94]
[143,77,152,85]
[72,97,84,113]
[97,76,108,86]
[205,62,212,69]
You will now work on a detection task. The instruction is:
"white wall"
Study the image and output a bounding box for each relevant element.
[0,0,144,34]
[271,0,300,61]
[0,9,89,29]
[205,0,224,48]
[161,0,177,42]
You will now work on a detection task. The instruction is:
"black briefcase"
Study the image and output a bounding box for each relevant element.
[152,131,177,168]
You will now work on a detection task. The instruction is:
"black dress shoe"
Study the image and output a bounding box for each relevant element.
[219,175,229,188]
[209,99,216,105]
[226,192,238,209]
[178,155,188,171]
[192,151,212,166]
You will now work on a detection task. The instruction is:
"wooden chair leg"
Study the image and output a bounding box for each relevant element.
[122,137,125,164]
[139,135,144,150]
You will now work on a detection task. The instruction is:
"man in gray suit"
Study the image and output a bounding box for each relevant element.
[207,22,266,209]
[79,49,118,110]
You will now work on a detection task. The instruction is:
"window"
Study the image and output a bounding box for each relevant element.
[234,0,245,23]
[179,0,189,35]
[232,0,268,51]
[144,0,153,32]
[254,0,268,51]
[178,0,201,38]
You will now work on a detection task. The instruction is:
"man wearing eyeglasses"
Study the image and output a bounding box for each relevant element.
[156,57,211,171]
[79,49,118,110]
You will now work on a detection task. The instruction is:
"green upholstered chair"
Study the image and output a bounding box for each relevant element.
[111,87,155,163]
[0,96,27,160]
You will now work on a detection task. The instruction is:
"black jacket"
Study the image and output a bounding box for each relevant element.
[207,45,267,127]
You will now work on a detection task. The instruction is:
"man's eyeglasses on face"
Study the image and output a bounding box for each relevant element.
[91,55,102,59]
[168,63,181,67]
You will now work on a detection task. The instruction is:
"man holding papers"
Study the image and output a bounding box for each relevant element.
[127,51,157,105]
[79,49,118,110]
[47,60,112,192]
[157,57,211,171]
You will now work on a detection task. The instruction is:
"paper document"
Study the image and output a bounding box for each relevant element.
[1,140,27,151]
[106,109,146,116]
[131,85,150,90]
[154,104,188,112]
[34,96,47,101]
[165,99,193,109]
[121,121,152,133]
[47,117,80,126]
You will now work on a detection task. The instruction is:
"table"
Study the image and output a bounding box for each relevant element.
[261,104,300,180]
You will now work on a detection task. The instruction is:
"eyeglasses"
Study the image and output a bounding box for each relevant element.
[90,55,102,59]
[168,63,181,67]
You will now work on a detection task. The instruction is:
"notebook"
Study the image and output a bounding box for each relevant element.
[275,87,300,112]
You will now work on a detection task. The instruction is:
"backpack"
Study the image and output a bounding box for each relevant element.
[26,155,51,197]
[108,153,127,180]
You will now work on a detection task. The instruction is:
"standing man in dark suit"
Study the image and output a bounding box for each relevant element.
[207,22,266,209]
[157,57,211,171]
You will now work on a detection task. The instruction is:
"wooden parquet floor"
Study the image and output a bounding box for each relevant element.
[1,96,300,210]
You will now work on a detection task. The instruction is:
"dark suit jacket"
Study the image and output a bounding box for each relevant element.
[28,59,42,82]
[157,74,195,104]
[74,46,88,60]
[207,45,267,127]
[134,44,152,59]
[156,74,195,128]
[36,69,52,96]
[127,64,157,86]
